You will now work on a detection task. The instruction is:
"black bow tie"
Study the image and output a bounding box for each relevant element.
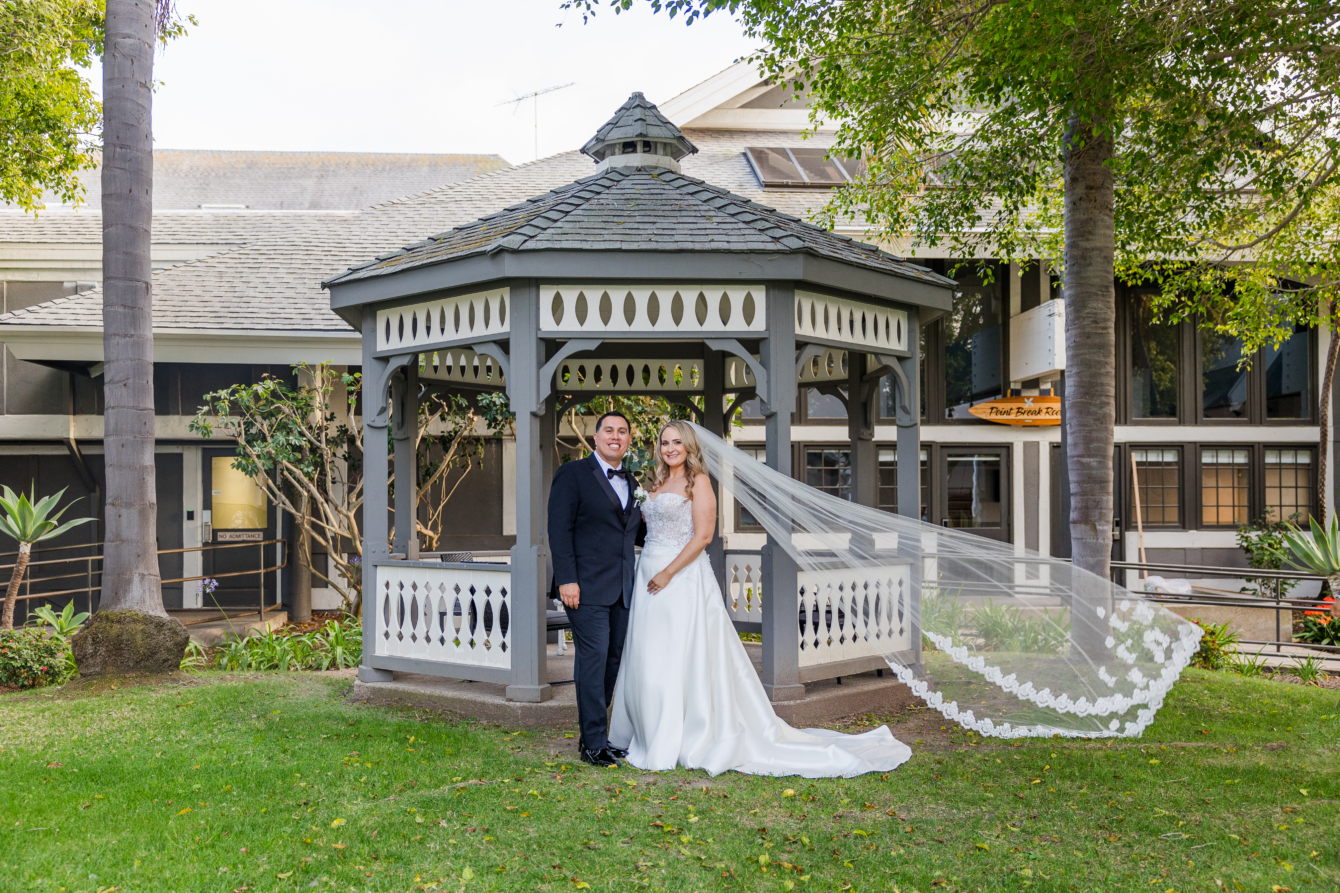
[606,467,630,481]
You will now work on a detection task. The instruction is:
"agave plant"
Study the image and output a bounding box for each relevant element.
[1282,516,1340,618]
[0,486,94,630]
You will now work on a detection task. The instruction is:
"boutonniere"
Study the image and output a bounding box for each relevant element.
[633,487,649,507]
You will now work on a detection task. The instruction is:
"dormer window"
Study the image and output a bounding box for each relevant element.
[744,147,865,189]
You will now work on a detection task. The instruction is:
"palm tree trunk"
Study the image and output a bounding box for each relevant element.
[99,0,163,616]
[1062,116,1117,580]
[1062,115,1117,656]
[2,542,32,630]
[1317,299,1339,522]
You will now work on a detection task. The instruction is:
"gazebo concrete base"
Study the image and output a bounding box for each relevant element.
[348,643,917,729]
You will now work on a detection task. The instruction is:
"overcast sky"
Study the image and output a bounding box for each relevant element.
[138,0,757,164]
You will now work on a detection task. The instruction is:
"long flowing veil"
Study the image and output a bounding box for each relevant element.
[689,423,1203,739]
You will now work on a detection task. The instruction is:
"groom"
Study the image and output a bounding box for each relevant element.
[548,411,644,768]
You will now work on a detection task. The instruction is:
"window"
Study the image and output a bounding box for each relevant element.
[805,449,852,501]
[877,448,929,521]
[943,281,1003,418]
[943,453,1003,529]
[1265,448,1312,523]
[733,447,767,530]
[1129,293,1178,419]
[211,457,267,529]
[1201,448,1250,526]
[805,387,847,420]
[1130,449,1181,527]
[1201,328,1249,419]
[1265,323,1311,419]
[744,147,862,188]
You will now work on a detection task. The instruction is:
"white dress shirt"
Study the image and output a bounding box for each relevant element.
[594,452,630,509]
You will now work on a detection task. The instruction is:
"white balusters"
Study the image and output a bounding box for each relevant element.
[556,358,702,393]
[420,349,506,386]
[724,551,765,625]
[797,565,912,669]
[376,288,510,352]
[795,291,907,352]
[540,285,766,334]
[376,564,511,669]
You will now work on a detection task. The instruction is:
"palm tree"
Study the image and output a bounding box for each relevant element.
[0,486,93,629]
[99,0,163,618]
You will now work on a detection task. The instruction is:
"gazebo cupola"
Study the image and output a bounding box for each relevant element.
[580,91,698,173]
[325,92,955,707]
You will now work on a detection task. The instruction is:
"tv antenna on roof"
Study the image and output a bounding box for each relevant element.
[498,83,575,162]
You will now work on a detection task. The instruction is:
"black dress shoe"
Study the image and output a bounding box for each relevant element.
[579,747,619,768]
[605,745,629,759]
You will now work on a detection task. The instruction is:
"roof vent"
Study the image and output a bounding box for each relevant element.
[581,92,698,174]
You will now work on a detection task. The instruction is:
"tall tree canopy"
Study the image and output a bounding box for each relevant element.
[0,0,102,211]
[573,0,1340,578]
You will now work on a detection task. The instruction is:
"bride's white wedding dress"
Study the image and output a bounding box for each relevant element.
[608,492,913,777]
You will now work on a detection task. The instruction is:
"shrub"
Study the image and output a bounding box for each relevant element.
[1190,619,1239,670]
[969,601,1069,654]
[207,617,362,672]
[0,628,72,689]
[1297,596,1339,647]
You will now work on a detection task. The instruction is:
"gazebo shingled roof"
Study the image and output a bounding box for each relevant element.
[579,91,698,160]
[322,167,946,289]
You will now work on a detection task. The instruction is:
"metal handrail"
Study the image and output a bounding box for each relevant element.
[5,539,288,620]
[1109,559,1327,582]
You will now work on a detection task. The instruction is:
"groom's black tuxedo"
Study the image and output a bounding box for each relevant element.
[548,453,645,751]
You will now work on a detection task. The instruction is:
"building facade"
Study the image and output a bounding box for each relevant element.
[0,65,1328,620]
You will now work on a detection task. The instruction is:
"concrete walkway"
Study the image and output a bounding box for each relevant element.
[348,641,915,728]
[170,609,288,646]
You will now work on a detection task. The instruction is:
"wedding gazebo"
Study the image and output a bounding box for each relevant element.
[325,93,955,704]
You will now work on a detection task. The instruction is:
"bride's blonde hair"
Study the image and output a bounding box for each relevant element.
[648,419,705,499]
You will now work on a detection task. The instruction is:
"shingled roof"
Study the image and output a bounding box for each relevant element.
[323,165,944,288]
[580,92,697,161]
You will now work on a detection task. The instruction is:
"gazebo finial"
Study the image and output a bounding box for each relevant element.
[580,92,698,173]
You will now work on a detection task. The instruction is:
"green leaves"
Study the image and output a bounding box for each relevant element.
[0,484,92,546]
[1282,515,1340,577]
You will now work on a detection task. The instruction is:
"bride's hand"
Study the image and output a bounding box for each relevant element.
[646,570,673,594]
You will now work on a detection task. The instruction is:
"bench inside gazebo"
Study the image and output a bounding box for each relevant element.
[324,93,955,710]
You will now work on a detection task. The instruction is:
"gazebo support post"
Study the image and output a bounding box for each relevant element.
[849,353,879,510]
[507,281,553,703]
[358,308,393,683]
[760,284,804,702]
[702,345,726,586]
[895,312,923,672]
[391,360,419,559]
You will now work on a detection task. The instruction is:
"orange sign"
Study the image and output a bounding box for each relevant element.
[968,395,1061,426]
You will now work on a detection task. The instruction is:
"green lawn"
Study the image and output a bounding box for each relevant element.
[1,670,1337,893]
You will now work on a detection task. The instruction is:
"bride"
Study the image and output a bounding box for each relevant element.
[608,420,912,777]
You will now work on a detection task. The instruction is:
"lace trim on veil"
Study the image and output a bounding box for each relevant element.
[686,422,1204,740]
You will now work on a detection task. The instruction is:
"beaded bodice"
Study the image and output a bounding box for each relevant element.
[642,493,695,551]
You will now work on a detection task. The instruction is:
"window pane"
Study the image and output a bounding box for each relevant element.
[1129,294,1178,419]
[788,147,849,185]
[211,457,267,529]
[1202,329,1249,418]
[736,447,766,528]
[877,448,929,521]
[805,449,852,501]
[1265,448,1311,523]
[806,387,847,419]
[744,147,804,186]
[1201,447,1249,526]
[1130,448,1181,527]
[944,283,1003,418]
[1265,324,1310,419]
[944,454,1002,528]
[880,325,927,419]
